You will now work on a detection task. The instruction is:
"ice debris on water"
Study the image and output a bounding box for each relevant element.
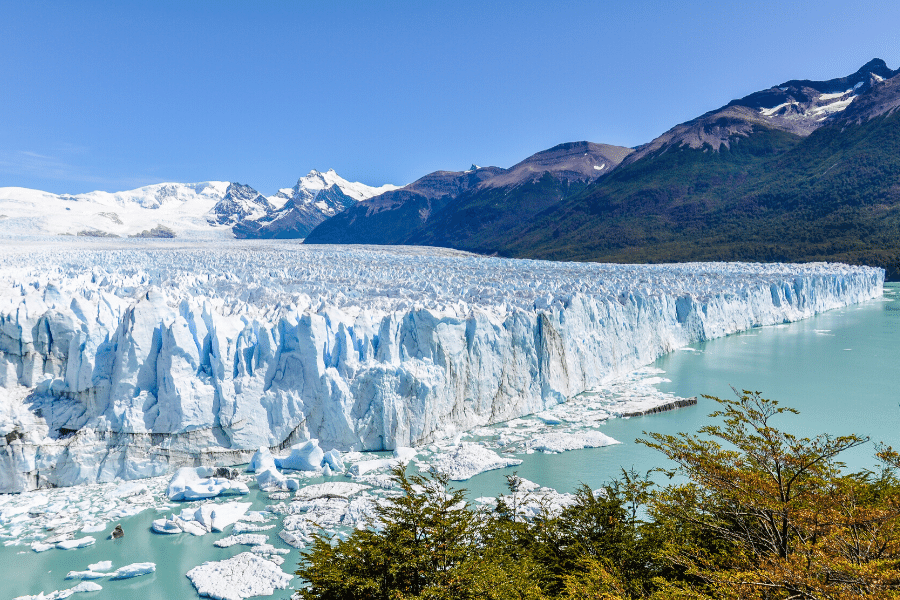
[13,581,102,600]
[527,430,619,454]
[430,443,524,481]
[151,501,251,536]
[110,562,156,579]
[186,552,293,600]
[214,533,269,548]
[166,466,250,501]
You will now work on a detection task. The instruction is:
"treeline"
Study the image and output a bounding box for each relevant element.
[296,392,900,599]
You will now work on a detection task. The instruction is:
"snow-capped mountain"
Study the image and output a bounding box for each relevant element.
[207,183,273,226]
[0,181,231,238]
[233,169,399,239]
[0,169,396,239]
[623,58,899,164]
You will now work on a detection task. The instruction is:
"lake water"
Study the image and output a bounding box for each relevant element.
[3,284,897,600]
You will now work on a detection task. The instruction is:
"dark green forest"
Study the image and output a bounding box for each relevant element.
[428,113,900,280]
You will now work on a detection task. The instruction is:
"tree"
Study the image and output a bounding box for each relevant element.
[295,466,544,600]
[640,390,900,599]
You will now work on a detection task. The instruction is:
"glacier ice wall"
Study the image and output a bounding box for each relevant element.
[0,241,884,491]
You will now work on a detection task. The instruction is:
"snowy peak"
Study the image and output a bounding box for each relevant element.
[625,58,900,164]
[207,183,272,226]
[232,169,400,239]
[0,181,230,238]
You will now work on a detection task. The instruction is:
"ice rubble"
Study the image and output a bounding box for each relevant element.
[151,500,252,535]
[527,430,619,453]
[186,551,293,600]
[430,442,523,481]
[13,581,103,600]
[0,241,884,491]
[166,466,250,501]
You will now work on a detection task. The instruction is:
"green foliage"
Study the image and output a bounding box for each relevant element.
[296,394,900,599]
[295,466,544,600]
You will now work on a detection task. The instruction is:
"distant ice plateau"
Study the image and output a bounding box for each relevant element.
[0,239,884,492]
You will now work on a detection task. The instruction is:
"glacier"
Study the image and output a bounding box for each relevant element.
[0,239,884,492]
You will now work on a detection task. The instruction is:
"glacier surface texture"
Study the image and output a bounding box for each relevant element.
[0,240,884,492]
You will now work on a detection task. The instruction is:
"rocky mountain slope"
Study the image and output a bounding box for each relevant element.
[305,59,900,279]
[303,142,632,245]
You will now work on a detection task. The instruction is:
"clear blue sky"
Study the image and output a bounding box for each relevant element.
[2,0,899,195]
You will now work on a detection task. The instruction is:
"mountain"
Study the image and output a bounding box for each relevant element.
[234,169,398,239]
[497,64,900,278]
[0,181,231,238]
[208,182,273,226]
[305,59,900,279]
[0,169,395,239]
[303,142,631,245]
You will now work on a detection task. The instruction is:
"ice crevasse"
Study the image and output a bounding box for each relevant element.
[0,243,884,491]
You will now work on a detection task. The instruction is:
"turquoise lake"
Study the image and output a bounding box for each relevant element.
[3,283,897,600]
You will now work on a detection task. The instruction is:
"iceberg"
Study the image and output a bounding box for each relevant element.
[527,430,620,453]
[213,533,269,548]
[110,562,156,579]
[186,552,293,600]
[166,467,249,501]
[13,581,102,600]
[0,241,884,491]
[430,443,523,481]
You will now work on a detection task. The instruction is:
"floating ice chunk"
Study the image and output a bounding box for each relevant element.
[393,447,417,462]
[349,457,395,476]
[13,581,103,600]
[107,481,149,498]
[251,544,290,555]
[64,570,108,580]
[250,447,298,491]
[232,521,276,533]
[322,449,344,472]
[278,440,324,472]
[527,430,620,453]
[431,443,523,480]
[80,523,107,533]
[209,502,252,532]
[111,562,156,579]
[31,541,55,552]
[293,482,369,501]
[167,467,249,501]
[186,552,293,600]
[166,501,251,535]
[348,448,415,477]
[56,536,95,550]
[151,518,182,534]
[213,533,268,548]
[88,560,113,572]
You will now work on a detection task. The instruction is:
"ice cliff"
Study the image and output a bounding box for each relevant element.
[0,240,884,492]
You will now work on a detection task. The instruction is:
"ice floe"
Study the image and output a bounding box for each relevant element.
[527,430,619,453]
[430,443,523,481]
[13,581,102,600]
[213,533,268,548]
[186,551,293,600]
[167,467,250,501]
[111,562,156,579]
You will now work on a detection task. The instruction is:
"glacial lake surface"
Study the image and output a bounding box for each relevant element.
[3,284,897,600]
